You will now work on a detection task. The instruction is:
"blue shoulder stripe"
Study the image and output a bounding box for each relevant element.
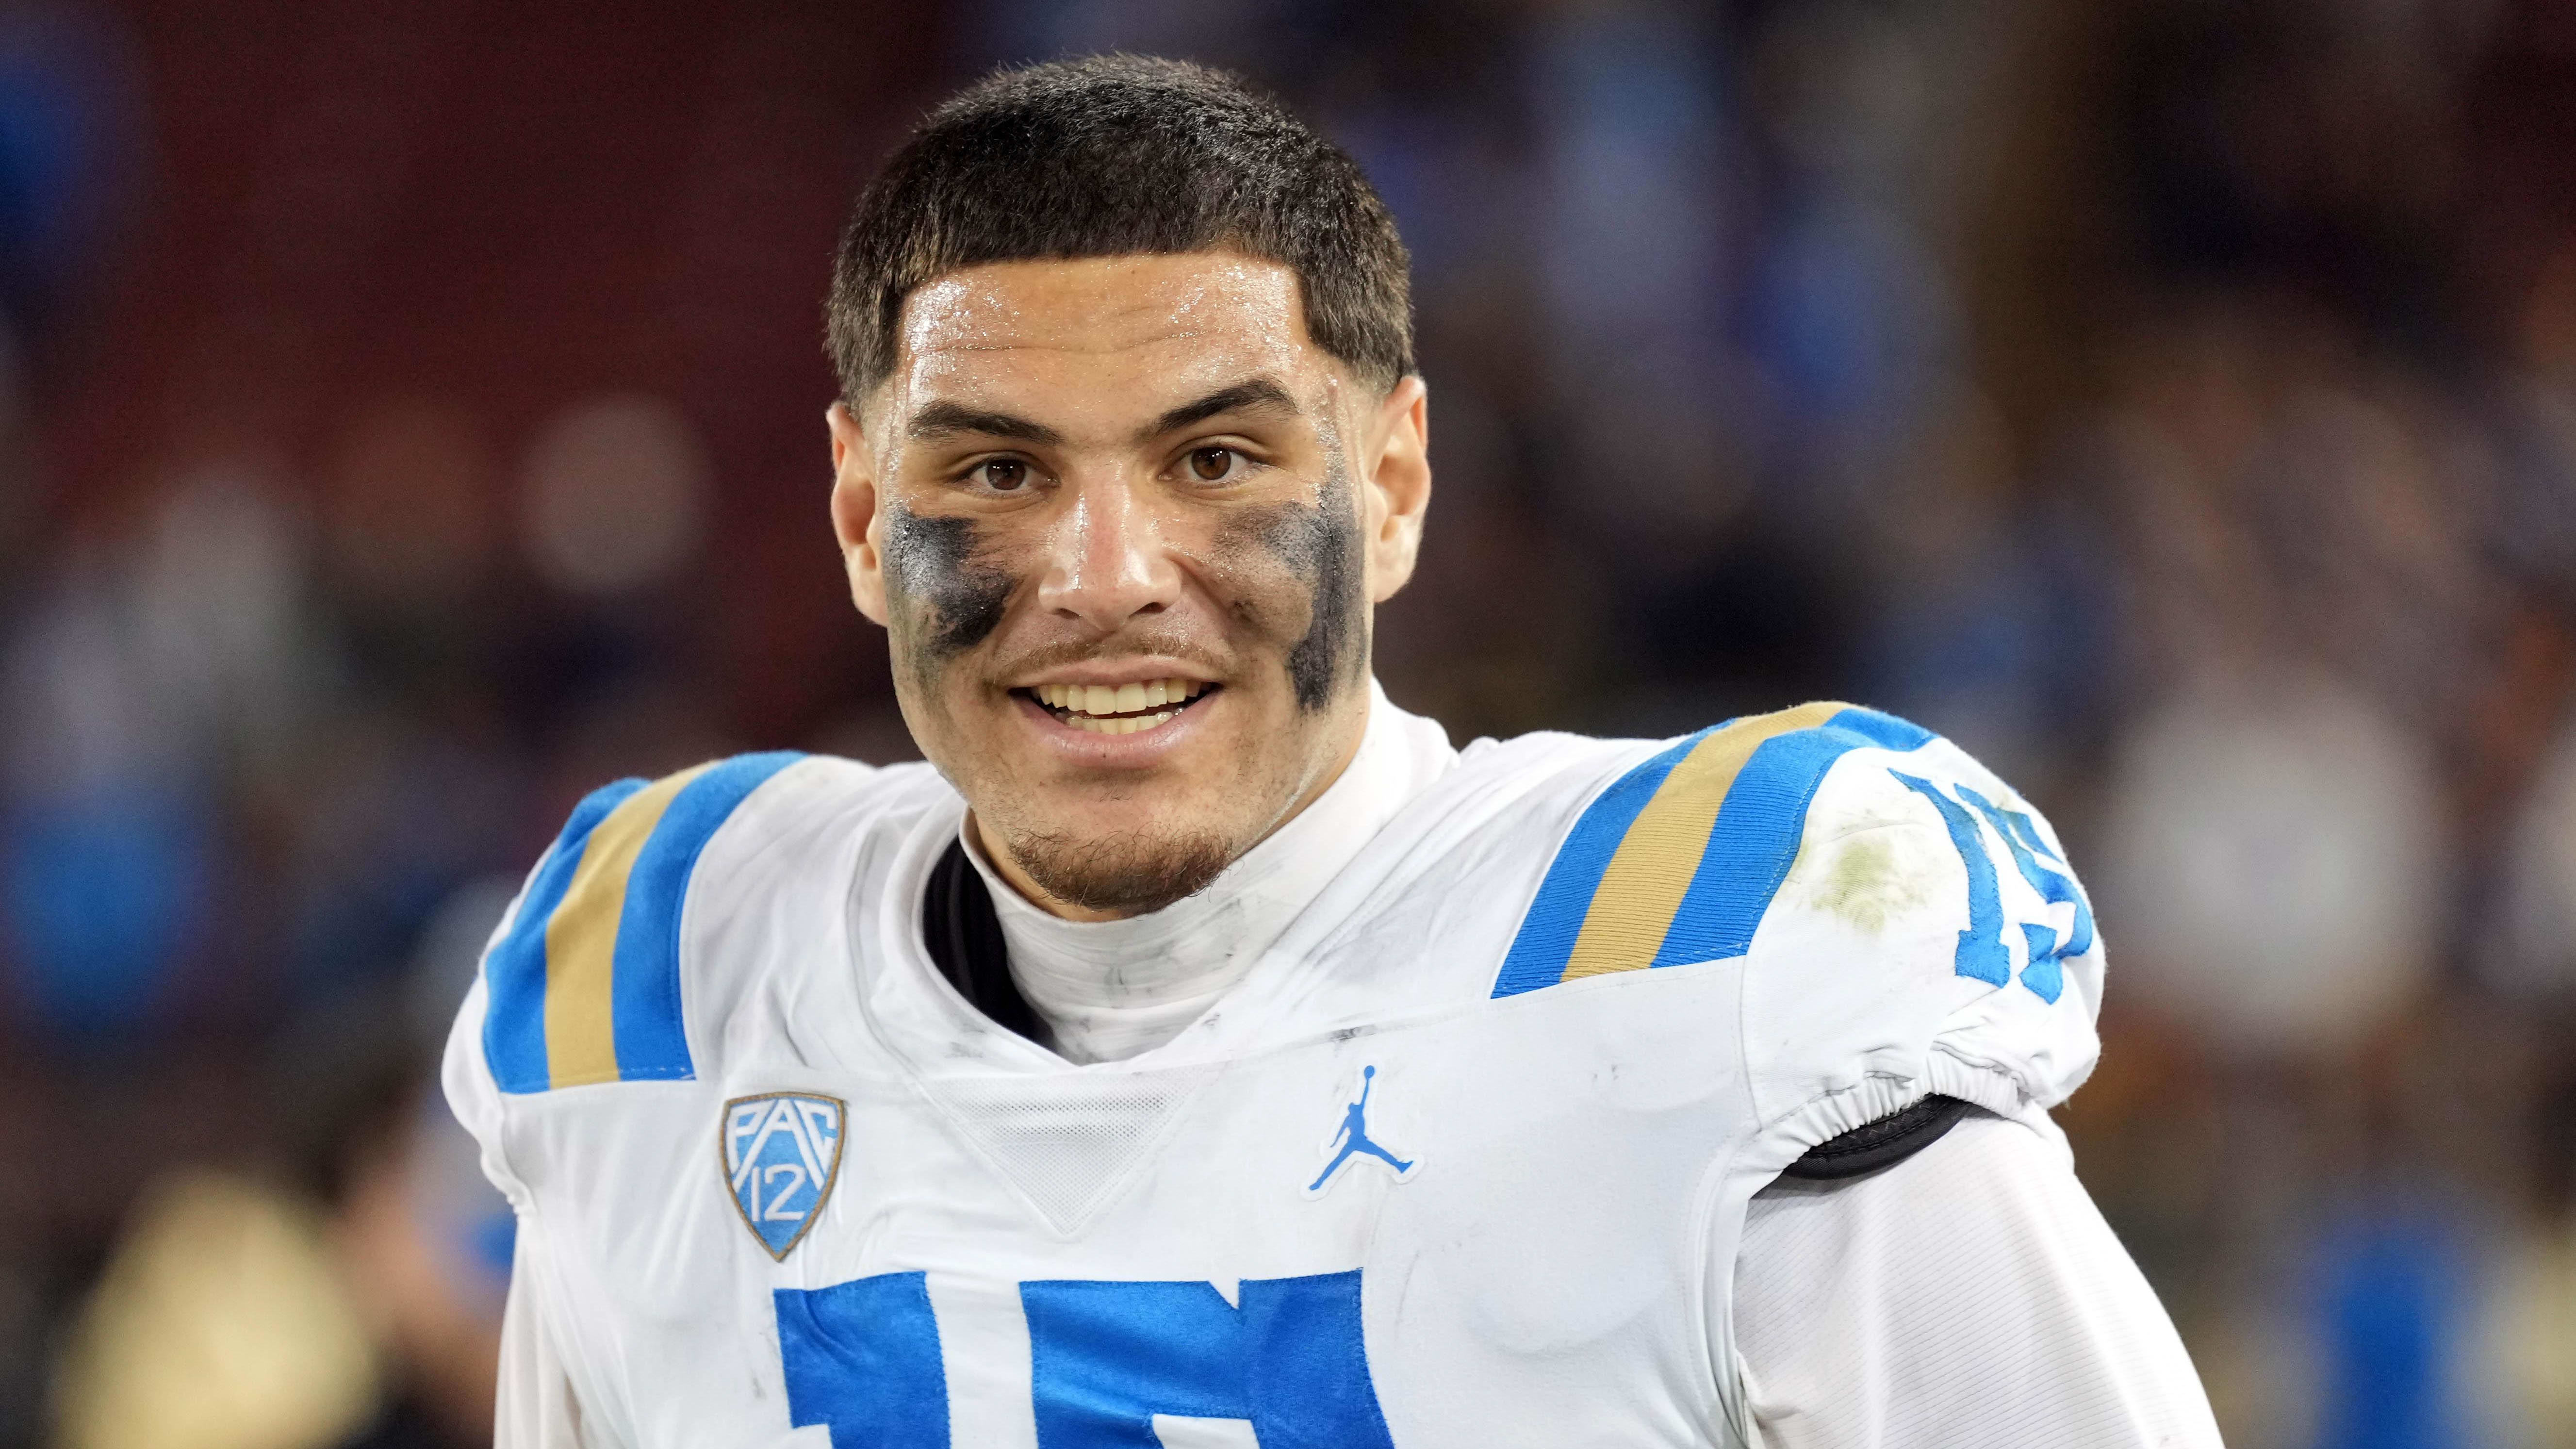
[1648,707,1933,968]
[483,778,648,1094]
[1823,706,1933,753]
[607,751,805,1083]
[1492,705,1936,998]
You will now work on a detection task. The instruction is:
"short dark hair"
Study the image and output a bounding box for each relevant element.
[827,55,1414,401]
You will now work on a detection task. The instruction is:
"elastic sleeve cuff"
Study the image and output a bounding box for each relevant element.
[1768,1046,2052,1162]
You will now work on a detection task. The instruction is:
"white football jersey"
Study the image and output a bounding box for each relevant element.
[444,702,2104,1449]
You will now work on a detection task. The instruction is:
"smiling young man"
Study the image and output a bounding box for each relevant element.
[446,57,2222,1449]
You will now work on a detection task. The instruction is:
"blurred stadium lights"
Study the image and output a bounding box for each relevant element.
[518,395,710,601]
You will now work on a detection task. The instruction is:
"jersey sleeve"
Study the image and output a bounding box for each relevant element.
[1731,707,2102,1161]
[1733,1112,2222,1448]
[446,946,606,1447]
[496,1218,611,1449]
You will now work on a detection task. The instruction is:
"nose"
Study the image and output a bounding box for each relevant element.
[1033,475,1183,635]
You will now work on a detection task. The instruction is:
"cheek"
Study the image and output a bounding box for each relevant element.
[881,506,1018,665]
[1210,484,1366,712]
[1202,532,1311,638]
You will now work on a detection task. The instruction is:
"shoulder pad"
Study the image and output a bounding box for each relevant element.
[1493,703,1933,997]
[480,752,804,1093]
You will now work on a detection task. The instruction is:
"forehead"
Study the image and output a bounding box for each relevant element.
[884,252,1328,425]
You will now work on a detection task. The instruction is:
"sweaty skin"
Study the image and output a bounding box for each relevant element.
[828,252,1430,921]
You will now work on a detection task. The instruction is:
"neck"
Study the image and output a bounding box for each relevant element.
[958,679,1454,1064]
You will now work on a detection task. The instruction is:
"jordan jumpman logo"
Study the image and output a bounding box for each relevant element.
[1309,1066,1414,1193]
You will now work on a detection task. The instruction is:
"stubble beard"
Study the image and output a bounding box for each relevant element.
[1001,820,1239,916]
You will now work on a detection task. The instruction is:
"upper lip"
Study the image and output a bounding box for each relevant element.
[1007,661,1219,689]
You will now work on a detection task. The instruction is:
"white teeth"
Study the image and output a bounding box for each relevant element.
[1030,678,1204,727]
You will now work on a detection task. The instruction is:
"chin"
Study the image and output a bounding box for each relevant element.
[1004,818,1239,916]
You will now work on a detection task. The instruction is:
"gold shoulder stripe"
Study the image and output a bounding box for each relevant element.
[541,762,716,1090]
[1559,702,1843,982]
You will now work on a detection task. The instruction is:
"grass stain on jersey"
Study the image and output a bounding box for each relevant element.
[1805,829,1926,934]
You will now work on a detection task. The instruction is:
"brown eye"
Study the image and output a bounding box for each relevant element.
[1188,447,1236,482]
[975,459,1030,492]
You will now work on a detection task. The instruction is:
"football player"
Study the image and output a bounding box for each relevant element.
[447,56,2222,1448]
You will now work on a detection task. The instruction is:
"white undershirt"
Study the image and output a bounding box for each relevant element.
[964,678,1457,1066]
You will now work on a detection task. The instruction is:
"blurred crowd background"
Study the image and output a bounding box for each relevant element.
[0,0,2568,1445]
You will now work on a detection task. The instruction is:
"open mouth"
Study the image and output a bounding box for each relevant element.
[1019,678,1216,736]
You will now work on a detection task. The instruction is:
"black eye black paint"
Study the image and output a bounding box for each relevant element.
[1224,470,1364,713]
[883,505,1014,665]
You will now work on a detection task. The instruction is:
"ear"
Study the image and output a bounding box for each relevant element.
[828,402,890,626]
[1358,375,1431,604]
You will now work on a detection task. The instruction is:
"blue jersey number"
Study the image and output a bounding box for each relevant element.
[1888,771,2092,1004]
[777,1269,1395,1449]
[776,1273,950,1449]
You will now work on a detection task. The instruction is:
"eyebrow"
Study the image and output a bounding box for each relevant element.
[1141,378,1301,440]
[903,401,1064,446]
[900,378,1301,449]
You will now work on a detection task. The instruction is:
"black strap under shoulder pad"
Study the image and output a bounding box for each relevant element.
[1780,1094,1976,1181]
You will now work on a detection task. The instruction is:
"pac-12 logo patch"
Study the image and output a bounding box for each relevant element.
[722,1093,844,1260]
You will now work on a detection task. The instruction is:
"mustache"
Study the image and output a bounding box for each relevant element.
[985,629,1235,682]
